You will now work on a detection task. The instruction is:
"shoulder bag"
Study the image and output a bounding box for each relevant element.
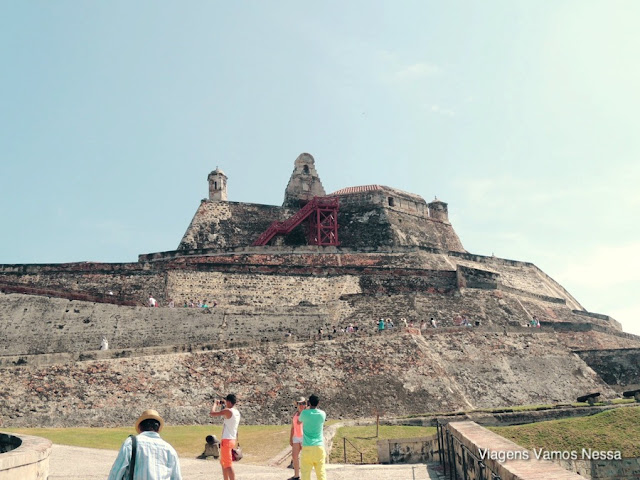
[123,434,137,480]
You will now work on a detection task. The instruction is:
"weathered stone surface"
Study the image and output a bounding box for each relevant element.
[574,349,640,390]
[0,331,622,428]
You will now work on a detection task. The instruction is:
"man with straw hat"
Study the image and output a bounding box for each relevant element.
[107,409,182,480]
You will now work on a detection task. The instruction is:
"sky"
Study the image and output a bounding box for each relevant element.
[1,1,639,335]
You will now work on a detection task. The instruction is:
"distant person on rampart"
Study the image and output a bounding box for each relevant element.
[100,337,109,350]
[210,393,241,480]
[378,318,385,333]
[197,434,220,460]
[148,295,157,307]
[299,394,326,480]
[430,317,438,328]
[168,299,175,308]
[107,409,182,480]
[289,396,307,480]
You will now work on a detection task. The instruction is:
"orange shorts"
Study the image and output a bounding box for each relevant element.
[220,439,236,468]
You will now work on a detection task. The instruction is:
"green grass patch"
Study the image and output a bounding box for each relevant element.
[330,425,436,464]
[4,425,290,464]
[489,406,640,458]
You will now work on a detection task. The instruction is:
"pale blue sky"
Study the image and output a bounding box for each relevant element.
[1,1,639,335]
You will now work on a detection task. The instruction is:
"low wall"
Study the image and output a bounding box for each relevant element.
[0,433,51,480]
[556,457,640,480]
[445,421,587,479]
[377,435,438,464]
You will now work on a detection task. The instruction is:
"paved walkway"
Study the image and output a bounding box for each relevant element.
[49,444,432,480]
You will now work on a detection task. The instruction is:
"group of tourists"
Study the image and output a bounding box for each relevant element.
[107,393,327,480]
[146,295,218,309]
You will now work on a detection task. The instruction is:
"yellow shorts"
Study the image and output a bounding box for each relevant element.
[220,439,236,468]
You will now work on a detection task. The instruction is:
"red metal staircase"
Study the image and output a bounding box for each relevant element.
[252,196,339,246]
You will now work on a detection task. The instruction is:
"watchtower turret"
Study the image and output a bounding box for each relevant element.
[283,153,326,208]
[428,197,449,223]
[208,167,228,201]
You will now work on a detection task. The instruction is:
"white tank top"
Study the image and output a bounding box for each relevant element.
[222,408,240,440]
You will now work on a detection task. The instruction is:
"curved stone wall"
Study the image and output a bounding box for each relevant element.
[0,433,51,480]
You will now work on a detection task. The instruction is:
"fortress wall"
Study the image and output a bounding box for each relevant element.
[513,297,623,333]
[386,209,466,252]
[574,348,640,388]
[449,253,583,310]
[343,289,523,327]
[165,270,362,308]
[0,262,164,305]
[335,189,428,217]
[0,293,332,355]
[167,250,452,270]
[0,331,617,428]
[178,201,285,251]
[555,329,640,350]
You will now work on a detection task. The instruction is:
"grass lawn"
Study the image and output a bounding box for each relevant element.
[489,406,640,458]
[4,425,290,464]
[330,425,436,464]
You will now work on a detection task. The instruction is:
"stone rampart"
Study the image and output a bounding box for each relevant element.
[0,331,619,428]
[1,276,630,357]
[0,293,329,355]
[574,348,640,389]
[0,262,162,306]
[178,201,288,251]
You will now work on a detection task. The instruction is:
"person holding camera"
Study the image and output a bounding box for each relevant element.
[289,396,307,480]
[210,394,241,480]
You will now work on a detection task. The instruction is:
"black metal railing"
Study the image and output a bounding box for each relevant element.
[342,437,364,464]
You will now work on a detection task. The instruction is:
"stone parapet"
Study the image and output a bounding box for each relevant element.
[446,421,587,479]
[0,433,51,480]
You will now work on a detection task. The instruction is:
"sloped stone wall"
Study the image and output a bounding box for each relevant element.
[0,331,618,428]
[178,201,286,250]
[574,348,640,389]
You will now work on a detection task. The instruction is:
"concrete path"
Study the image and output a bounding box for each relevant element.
[49,444,432,480]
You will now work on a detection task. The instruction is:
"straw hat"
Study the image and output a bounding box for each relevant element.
[135,409,165,433]
[294,396,307,406]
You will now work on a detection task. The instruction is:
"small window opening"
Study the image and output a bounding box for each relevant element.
[388,197,395,207]
[214,181,218,190]
[303,165,310,174]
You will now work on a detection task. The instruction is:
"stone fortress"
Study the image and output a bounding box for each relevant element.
[0,153,639,429]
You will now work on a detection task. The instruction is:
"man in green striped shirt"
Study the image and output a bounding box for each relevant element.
[298,394,327,480]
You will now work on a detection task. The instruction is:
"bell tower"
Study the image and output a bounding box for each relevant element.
[283,153,326,208]
[208,167,228,201]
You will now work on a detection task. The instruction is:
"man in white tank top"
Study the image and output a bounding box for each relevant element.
[210,393,240,480]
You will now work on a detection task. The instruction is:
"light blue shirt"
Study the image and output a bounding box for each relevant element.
[107,431,182,480]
